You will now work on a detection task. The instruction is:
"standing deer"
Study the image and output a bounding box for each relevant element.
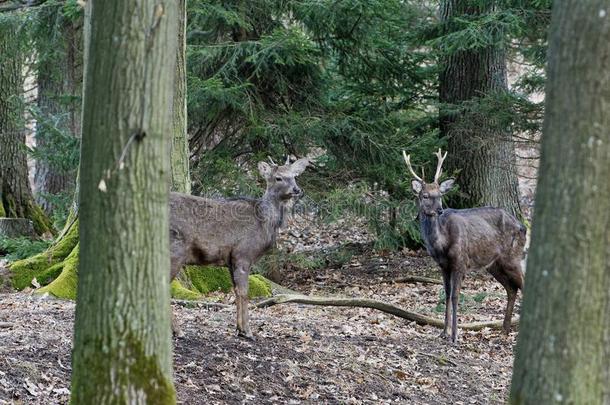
[403,149,526,343]
[169,157,308,338]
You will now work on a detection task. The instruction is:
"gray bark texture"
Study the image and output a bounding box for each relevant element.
[70,0,178,402]
[509,2,610,404]
[170,0,191,194]
[0,17,53,235]
[439,0,522,218]
[34,8,81,214]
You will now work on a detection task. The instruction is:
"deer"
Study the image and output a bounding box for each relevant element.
[402,149,526,344]
[169,156,309,338]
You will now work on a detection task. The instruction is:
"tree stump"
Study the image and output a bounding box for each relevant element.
[0,218,36,238]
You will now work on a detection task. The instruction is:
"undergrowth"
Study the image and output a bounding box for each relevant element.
[0,237,51,262]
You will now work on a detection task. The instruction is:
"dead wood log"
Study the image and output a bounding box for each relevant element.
[255,293,519,331]
[392,275,443,285]
[171,299,230,309]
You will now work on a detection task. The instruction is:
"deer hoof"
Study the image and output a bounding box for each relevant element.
[237,330,255,340]
[439,331,450,340]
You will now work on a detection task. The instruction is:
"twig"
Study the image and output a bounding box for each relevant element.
[416,351,458,367]
[392,275,443,285]
[171,299,229,309]
[0,322,12,328]
[256,294,519,331]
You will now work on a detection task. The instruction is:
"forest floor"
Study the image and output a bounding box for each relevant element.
[0,214,523,405]
[0,243,519,404]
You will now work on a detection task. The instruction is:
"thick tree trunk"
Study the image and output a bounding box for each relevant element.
[509,2,610,404]
[70,1,178,402]
[439,0,522,218]
[170,0,191,194]
[0,19,53,235]
[34,9,81,214]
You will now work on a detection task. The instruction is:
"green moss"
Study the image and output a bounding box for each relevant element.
[248,274,272,298]
[170,279,202,300]
[38,244,79,299]
[71,332,175,404]
[0,201,5,217]
[171,266,272,300]
[184,265,233,294]
[10,220,78,290]
[26,201,54,236]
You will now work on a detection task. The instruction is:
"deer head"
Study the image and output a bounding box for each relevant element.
[403,149,454,217]
[258,156,308,201]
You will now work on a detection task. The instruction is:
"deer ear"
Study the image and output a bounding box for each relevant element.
[439,179,454,194]
[288,158,309,177]
[258,161,274,178]
[411,180,423,194]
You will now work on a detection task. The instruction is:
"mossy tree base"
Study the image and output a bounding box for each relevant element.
[9,219,79,290]
[9,218,272,300]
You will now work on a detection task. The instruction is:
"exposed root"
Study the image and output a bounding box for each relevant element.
[255,294,519,331]
[171,299,230,309]
[392,275,443,285]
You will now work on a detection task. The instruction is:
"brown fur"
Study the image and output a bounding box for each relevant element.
[414,181,526,343]
[169,158,308,338]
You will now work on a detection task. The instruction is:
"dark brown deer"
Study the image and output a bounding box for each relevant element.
[403,149,526,343]
[169,157,308,338]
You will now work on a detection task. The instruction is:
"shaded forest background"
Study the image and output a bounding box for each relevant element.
[1,0,549,254]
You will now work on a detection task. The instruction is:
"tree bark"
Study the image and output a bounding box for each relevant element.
[439,0,522,218]
[170,0,191,194]
[70,1,178,402]
[34,8,81,214]
[509,2,610,403]
[0,17,53,235]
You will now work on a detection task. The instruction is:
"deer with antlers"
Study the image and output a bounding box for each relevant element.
[403,149,526,343]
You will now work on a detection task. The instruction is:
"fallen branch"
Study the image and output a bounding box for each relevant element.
[393,275,443,285]
[255,294,518,331]
[171,299,230,309]
[0,322,12,328]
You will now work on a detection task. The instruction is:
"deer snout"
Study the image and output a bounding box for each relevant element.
[292,186,302,196]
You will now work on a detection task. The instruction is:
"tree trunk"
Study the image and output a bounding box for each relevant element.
[170,0,191,194]
[70,1,178,402]
[34,8,81,214]
[439,0,522,218]
[0,18,53,235]
[509,2,610,403]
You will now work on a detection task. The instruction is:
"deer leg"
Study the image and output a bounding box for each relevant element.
[503,287,518,334]
[170,256,185,338]
[503,263,524,334]
[440,269,452,340]
[489,264,522,335]
[232,263,252,339]
[450,271,463,344]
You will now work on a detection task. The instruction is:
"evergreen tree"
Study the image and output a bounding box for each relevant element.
[437,0,521,217]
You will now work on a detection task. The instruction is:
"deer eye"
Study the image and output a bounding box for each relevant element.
[275,177,283,182]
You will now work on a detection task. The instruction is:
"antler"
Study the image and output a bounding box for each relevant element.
[433,148,448,183]
[285,155,290,165]
[402,150,424,182]
[267,156,278,166]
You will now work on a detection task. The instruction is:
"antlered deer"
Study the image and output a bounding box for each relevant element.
[169,157,308,338]
[403,149,526,343]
